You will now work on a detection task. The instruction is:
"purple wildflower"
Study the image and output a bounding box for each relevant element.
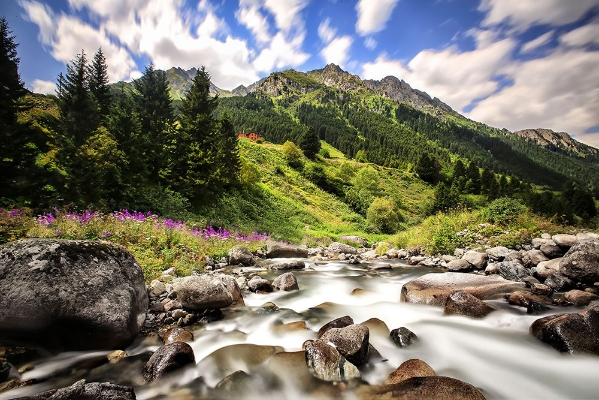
[37,213,56,226]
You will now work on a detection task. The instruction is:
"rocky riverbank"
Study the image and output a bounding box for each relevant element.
[1,233,599,399]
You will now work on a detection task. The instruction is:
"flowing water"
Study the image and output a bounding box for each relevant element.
[3,259,599,399]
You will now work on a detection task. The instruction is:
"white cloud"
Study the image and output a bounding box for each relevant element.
[31,79,56,94]
[573,133,599,149]
[320,36,353,67]
[236,0,272,44]
[253,31,310,72]
[355,0,399,36]
[19,1,55,44]
[479,0,599,32]
[197,11,226,38]
[520,31,553,53]
[364,37,377,50]
[318,18,337,43]
[560,21,599,47]
[263,0,308,34]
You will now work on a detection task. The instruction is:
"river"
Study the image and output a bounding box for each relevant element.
[3,258,599,399]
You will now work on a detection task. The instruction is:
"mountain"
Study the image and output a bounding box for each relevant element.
[513,128,599,158]
[165,67,233,100]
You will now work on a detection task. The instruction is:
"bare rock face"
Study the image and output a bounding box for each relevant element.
[0,239,148,352]
[272,272,299,291]
[385,359,436,385]
[320,325,370,366]
[560,239,599,283]
[142,342,196,382]
[401,272,525,306]
[530,301,599,355]
[358,376,486,400]
[443,290,496,318]
[266,242,309,258]
[303,340,361,382]
[12,379,136,400]
[176,275,233,310]
[227,246,255,266]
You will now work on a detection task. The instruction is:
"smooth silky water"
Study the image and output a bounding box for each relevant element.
[4,259,599,399]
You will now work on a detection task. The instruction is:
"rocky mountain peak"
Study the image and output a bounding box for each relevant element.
[514,128,598,156]
[308,64,363,91]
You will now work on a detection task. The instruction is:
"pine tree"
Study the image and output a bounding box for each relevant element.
[415,153,440,184]
[133,64,174,181]
[0,17,24,132]
[300,127,321,159]
[465,161,481,194]
[89,48,111,122]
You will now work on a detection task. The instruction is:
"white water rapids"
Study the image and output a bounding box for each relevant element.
[3,259,599,399]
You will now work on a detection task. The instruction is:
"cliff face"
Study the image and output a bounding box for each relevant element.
[514,128,599,157]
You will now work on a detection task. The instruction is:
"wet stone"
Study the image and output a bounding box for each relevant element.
[142,342,196,382]
[320,325,370,366]
[317,315,354,338]
[385,359,436,385]
[11,379,136,400]
[163,328,194,344]
[390,327,417,348]
[303,340,361,382]
[444,290,496,318]
[248,277,273,292]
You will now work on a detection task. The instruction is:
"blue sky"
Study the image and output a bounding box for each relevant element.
[2,0,599,147]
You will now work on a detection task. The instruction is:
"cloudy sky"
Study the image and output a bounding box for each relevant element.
[3,0,599,147]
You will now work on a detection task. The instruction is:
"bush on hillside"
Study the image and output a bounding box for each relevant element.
[281,140,303,169]
[366,197,402,234]
[485,197,527,225]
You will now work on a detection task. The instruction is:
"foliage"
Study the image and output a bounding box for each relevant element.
[366,197,401,234]
[484,197,527,225]
[239,156,260,185]
[300,126,321,159]
[415,153,440,183]
[345,166,381,214]
[281,140,304,168]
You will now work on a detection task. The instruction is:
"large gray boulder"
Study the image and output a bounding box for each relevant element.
[446,259,472,272]
[443,290,496,318]
[142,342,196,382]
[327,242,357,255]
[358,376,486,400]
[486,246,510,261]
[176,275,234,310]
[266,241,308,258]
[272,272,299,291]
[13,379,135,400]
[227,246,255,266]
[0,239,148,351]
[523,250,549,268]
[320,324,370,366]
[401,272,525,306]
[552,234,577,250]
[535,258,562,279]
[461,250,488,270]
[559,239,599,283]
[303,340,361,382]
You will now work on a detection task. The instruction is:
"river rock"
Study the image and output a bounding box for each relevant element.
[269,260,305,270]
[142,342,196,382]
[530,301,599,355]
[444,290,496,318]
[498,261,530,282]
[368,263,392,271]
[360,318,390,337]
[486,246,510,261]
[266,242,309,258]
[540,242,563,259]
[577,232,599,241]
[358,376,486,400]
[401,272,526,306]
[523,250,549,268]
[214,370,254,394]
[317,315,354,338]
[272,272,299,291]
[508,291,551,308]
[303,340,361,381]
[248,277,273,292]
[163,328,194,344]
[504,250,523,262]
[535,258,562,280]
[532,238,553,249]
[328,242,357,254]
[227,246,255,266]
[149,279,166,297]
[552,234,577,250]
[0,239,148,352]
[562,290,598,306]
[176,275,233,310]
[446,259,472,272]
[385,359,436,384]
[530,283,553,296]
[462,250,488,270]
[390,327,417,347]
[560,239,599,283]
[12,379,136,400]
[320,325,370,366]
[215,273,245,307]
[544,274,573,292]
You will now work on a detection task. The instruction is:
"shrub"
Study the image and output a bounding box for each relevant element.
[302,163,327,186]
[485,197,527,225]
[239,157,260,185]
[281,140,303,169]
[366,198,401,234]
[319,147,330,158]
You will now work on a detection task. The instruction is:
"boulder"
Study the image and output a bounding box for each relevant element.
[12,379,135,400]
[544,274,573,292]
[360,250,380,260]
[523,250,549,268]
[540,242,563,259]
[486,246,510,261]
[272,272,299,291]
[0,239,148,351]
[340,236,368,247]
[560,239,599,283]
[266,242,308,258]
[577,232,599,241]
[530,283,553,296]
[532,238,553,249]
[385,359,435,385]
[227,246,255,266]
[328,242,357,255]
[535,258,562,280]
[504,250,523,262]
[484,262,500,275]
[390,327,417,347]
[360,318,390,338]
[508,291,551,308]
[498,261,530,282]
[443,290,496,318]
[358,376,486,400]
[563,290,598,306]
[142,342,196,382]
[320,324,370,366]
[269,260,305,270]
[248,277,273,293]
[552,234,577,250]
[303,340,361,382]
[446,259,472,272]
[530,301,599,355]
[176,275,233,310]
[401,272,526,306]
[317,315,354,338]
[461,250,488,270]
[215,273,245,307]
[368,263,392,271]
[163,328,194,344]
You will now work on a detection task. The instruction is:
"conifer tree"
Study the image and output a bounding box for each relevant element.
[89,48,111,121]
[300,127,321,159]
[465,161,481,194]
[0,17,24,132]
[415,153,440,184]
